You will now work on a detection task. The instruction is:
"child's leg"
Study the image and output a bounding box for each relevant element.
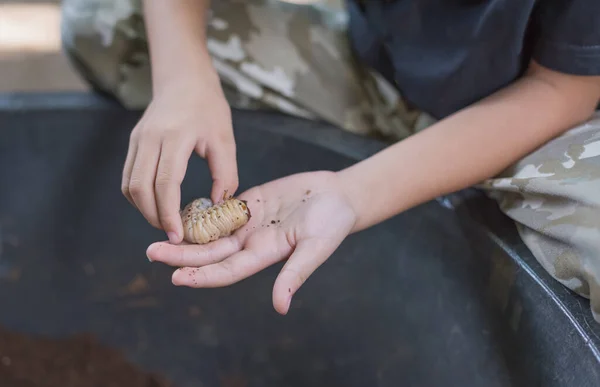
[60,0,414,140]
[480,112,600,322]
[60,0,151,107]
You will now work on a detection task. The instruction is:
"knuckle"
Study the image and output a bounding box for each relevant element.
[230,177,240,190]
[146,213,162,228]
[218,132,236,148]
[148,219,162,230]
[129,129,140,142]
[159,213,177,229]
[143,212,161,229]
[220,258,233,272]
[128,179,146,198]
[141,132,162,145]
[209,125,234,145]
[176,246,187,265]
[285,267,306,287]
[155,171,174,188]
[194,247,211,263]
[136,127,164,144]
[164,127,188,140]
[195,269,210,286]
[213,102,231,121]
[220,260,238,283]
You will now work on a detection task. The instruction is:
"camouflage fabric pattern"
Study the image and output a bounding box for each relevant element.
[60,0,427,141]
[60,0,151,108]
[61,0,600,322]
[480,112,600,322]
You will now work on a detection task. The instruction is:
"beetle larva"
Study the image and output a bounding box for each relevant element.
[180,196,251,244]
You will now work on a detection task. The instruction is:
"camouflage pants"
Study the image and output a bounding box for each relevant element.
[61,0,600,322]
[60,0,431,141]
[482,113,600,323]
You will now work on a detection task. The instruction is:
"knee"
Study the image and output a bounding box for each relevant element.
[60,0,148,103]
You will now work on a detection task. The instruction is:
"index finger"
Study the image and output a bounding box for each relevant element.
[171,248,273,288]
[155,137,195,243]
[146,236,241,267]
[205,141,239,203]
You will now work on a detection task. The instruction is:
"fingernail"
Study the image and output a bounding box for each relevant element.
[167,232,178,244]
[145,245,154,262]
[286,297,292,313]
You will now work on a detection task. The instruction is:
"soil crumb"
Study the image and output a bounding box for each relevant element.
[188,306,202,317]
[0,325,172,386]
[121,274,150,296]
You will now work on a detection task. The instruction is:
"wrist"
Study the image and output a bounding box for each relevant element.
[152,54,222,96]
[334,135,433,234]
[334,168,372,234]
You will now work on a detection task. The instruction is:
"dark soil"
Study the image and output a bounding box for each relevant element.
[0,325,172,387]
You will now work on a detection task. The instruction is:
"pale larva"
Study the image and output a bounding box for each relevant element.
[180,196,251,244]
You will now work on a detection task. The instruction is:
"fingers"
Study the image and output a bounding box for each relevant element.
[204,140,239,203]
[169,236,338,315]
[128,138,162,229]
[123,130,194,238]
[123,113,238,236]
[146,237,241,267]
[272,239,338,315]
[121,135,138,208]
[171,248,279,288]
[154,136,195,243]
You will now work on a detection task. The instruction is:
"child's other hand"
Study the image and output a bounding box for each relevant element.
[122,77,238,244]
[146,171,357,315]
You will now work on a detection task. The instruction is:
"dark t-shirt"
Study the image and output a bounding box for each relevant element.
[346,0,600,119]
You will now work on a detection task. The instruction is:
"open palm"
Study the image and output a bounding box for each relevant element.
[146,171,357,314]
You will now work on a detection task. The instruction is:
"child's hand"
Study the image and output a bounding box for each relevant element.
[122,78,238,244]
[146,171,357,315]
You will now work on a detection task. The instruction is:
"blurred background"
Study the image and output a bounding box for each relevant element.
[0,0,89,92]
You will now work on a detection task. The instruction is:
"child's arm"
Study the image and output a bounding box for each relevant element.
[142,0,218,93]
[338,60,600,232]
[145,61,600,315]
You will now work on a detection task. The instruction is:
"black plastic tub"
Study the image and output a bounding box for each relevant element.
[1,93,599,387]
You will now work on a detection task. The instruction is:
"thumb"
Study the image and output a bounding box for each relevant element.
[203,140,239,203]
[272,238,339,315]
